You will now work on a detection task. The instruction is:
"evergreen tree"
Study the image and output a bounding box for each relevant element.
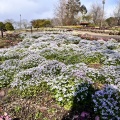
[5,22,14,31]
[54,0,87,25]
[31,19,51,28]
[66,0,82,25]
[0,22,5,30]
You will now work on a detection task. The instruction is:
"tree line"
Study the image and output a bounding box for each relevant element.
[31,19,51,28]
[0,21,14,31]
[0,19,51,31]
[1,0,120,30]
[53,0,120,27]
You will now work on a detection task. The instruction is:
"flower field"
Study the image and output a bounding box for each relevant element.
[0,30,120,119]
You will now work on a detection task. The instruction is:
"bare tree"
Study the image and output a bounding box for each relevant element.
[4,19,15,24]
[54,0,67,26]
[90,3,103,26]
[114,0,120,25]
[54,0,87,25]
[21,19,29,29]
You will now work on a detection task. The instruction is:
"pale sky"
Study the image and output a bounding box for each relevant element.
[0,0,118,22]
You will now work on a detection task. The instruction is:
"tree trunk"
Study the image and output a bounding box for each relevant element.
[1,29,3,38]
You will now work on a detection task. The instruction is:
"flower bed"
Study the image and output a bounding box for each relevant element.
[0,31,120,119]
[0,33,22,48]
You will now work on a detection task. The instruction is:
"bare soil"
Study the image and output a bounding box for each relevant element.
[74,30,120,42]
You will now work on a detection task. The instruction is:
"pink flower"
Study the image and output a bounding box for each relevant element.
[95,116,100,120]
[80,111,89,117]
[0,112,11,120]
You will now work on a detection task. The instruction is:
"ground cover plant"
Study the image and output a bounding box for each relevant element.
[0,30,120,120]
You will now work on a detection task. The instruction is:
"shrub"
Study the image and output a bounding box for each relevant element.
[5,22,14,31]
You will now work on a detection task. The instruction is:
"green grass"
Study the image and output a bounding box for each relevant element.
[42,50,105,65]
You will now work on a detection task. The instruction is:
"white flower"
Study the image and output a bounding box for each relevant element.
[58,97,63,101]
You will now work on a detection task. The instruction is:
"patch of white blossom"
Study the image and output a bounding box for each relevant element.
[0,31,120,118]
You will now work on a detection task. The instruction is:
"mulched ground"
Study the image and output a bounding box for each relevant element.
[0,33,22,48]
[77,31,120,42]
[89,34,120,42]
[0,88,96,120]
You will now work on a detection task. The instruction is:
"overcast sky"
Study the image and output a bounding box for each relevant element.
[0,0,118,22]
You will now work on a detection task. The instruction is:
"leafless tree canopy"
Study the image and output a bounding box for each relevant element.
[53,0,87,26]
[21,19,29,29]
[90,3,103,26]
[54,0,67,26]
[114,0,120,25]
